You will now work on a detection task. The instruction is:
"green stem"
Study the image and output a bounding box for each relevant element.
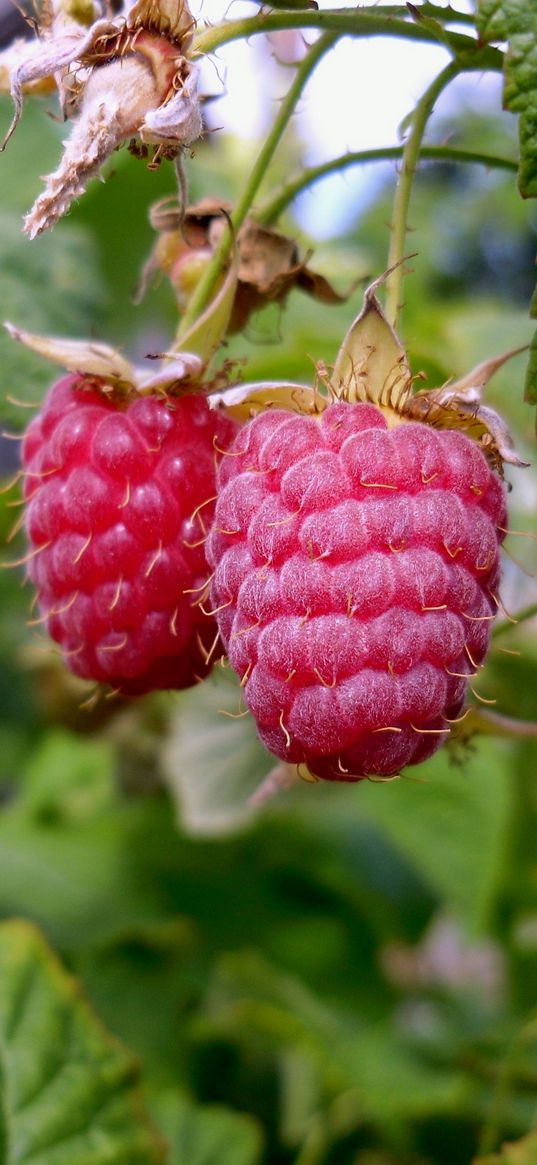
[193,9,500,61]
[385,59,460,327]
[477,1010,537,1158]
[258,146,518,225]
[493,602,537,639]
[177,32,336,340]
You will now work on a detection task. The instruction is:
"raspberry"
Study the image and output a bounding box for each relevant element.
[22,374,236,695]
[207,401,507,781]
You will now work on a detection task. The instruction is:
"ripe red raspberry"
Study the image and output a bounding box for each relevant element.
[21,374,236,695]
[207,401,507,780]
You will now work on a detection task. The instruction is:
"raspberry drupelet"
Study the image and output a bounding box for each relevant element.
[207,400,507,780]
[22,374,236,695]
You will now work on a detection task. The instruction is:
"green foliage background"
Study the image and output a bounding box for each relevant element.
[0,17,537,1162]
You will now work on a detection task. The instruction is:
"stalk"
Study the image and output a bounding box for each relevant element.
[385,59,460,327]
[194,8,489,58]
[258,146,517,225]
[176,31,336,340]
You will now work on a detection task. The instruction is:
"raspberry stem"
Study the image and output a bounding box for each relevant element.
[385,59,460,328]
[258,146,518,227]
[193,7,483,57]
[176,31,336,342]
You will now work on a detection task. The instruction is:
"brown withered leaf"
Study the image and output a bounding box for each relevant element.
[143,198,348,333]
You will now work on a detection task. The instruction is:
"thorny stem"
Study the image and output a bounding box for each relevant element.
[258,146,518,226]
[385,59,460,327]
[176,31,336,341]
[193,7,493,58]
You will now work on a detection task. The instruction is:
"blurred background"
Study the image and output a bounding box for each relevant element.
[1,3,537,1161]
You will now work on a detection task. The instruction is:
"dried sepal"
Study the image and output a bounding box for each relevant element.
[206,280,529,476]
[330,280,412,415]
[129,0,196,45]
[140,65,201,146]
[0,38,56,107]
[209,380,318,423]
[1,0,201,235]
[5,323,135,384]
[138,351,203,391]
[5,321,203,396]
[406,345,531,470]
[24,57,164,239]
[1,17,116,150]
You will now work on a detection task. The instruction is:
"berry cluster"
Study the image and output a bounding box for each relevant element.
[21,369,507,781]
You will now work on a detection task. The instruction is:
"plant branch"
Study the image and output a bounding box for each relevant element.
[385,59,461,327]
[193,8,501,65]
[177,31,336,341]
[258,146,518,225]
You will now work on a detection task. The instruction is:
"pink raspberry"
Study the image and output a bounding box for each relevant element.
[207,401,507,780]
[22,374,236,695]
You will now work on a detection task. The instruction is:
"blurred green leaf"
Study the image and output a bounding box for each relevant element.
[475,1129,537,1163]
[194,949,467,1148]
[151,1090,263,1165]
[0,918,162,1164]
[0,211,106,428]
[161,670,272,836]
[347,740,514,935]
[18,728,116,823]
[476,0,508,41]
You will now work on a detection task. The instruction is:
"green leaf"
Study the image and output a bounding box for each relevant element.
[348,739,514,935]
[75,920,198,1086]
[0,918,162,1165]
[477,0,537,198]
[18,729,116,824]
[0,802,174,950]
[195,949,467,1143]
[151,1091,263,1165]
[161,670,272,836]
[475,1129,537,1163]
[476,0,508,41]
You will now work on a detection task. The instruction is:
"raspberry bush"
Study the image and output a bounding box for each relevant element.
[1,1,537,1163]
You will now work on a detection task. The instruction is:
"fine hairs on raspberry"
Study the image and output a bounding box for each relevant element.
[22,374,237,696]
[207,401,507,782]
